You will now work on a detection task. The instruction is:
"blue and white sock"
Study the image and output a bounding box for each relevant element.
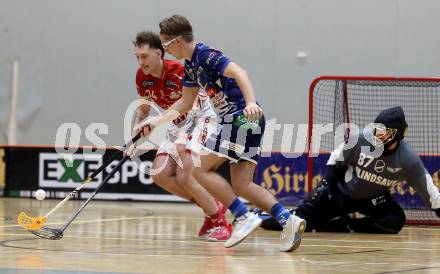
[271,203,292,227]
[229,198,249,219]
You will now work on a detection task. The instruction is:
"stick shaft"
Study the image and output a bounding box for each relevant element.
[44,133,141,218]
[86,133,141,179]
[44,182,89,217]
[61,156,130,232]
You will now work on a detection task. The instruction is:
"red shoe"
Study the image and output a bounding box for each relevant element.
[199,216,213,239]
[206,224,233,242]
[198,200,227,239]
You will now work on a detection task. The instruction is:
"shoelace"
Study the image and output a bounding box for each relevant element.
[209,222,233,232]
[207,226,222,234]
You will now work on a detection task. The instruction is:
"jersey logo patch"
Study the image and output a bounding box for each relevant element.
[374,160,386,173]
[387,167,402,173]
[166,79,178,88]
[206,52,216,65]
[142,80,154,87]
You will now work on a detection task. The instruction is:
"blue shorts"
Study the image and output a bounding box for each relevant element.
[204,114,265,164]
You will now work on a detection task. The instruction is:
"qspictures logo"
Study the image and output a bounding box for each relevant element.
[39,153,103,188]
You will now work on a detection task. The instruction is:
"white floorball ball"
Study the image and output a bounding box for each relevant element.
[35,189,46,201]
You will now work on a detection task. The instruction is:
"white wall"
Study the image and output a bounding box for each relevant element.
[1,0,439,149]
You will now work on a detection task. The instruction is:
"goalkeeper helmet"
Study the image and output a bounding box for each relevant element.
[372,106,408,147]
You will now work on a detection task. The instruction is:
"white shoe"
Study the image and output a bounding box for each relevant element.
[224,212,262,248]
[279,214,306,252]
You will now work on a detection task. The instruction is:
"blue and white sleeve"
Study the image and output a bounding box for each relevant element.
[198,49,231,76]
[183,63,199,88]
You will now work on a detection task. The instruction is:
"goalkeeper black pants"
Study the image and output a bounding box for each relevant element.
[295,180,406,234]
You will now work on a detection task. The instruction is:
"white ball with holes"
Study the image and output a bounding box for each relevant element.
[35,189,46,201]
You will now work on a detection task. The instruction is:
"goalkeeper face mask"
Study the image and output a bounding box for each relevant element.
[372,106,408,151]
[371,124,397,146]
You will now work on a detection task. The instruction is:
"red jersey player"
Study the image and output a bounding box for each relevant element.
[129,31,231,241]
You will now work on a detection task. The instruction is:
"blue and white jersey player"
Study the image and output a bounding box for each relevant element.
[135,15,306,252]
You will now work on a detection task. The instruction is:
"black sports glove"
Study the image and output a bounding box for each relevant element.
[324,165,340,200]
[434,208,440,218]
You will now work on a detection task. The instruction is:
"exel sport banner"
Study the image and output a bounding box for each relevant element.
[4,147,174,201]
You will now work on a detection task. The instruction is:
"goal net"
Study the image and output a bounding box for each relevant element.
[307,76,440,225]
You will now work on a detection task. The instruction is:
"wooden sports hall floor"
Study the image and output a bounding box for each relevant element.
[1,197,440,274]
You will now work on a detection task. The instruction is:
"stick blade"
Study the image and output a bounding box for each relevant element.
[30,227,63,240]
[17,212,46,230]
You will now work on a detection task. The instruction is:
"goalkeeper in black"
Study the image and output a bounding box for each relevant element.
[294,106,440,233]
[257,106,440,233]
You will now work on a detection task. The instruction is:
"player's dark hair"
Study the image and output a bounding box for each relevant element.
[133,31,165,58]
[159,15,194,42]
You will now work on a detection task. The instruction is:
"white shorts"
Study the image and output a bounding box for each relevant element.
[156,92,219,157]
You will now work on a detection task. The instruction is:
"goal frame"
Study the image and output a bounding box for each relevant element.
[307,75,440,225]
[307,75,440,191]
